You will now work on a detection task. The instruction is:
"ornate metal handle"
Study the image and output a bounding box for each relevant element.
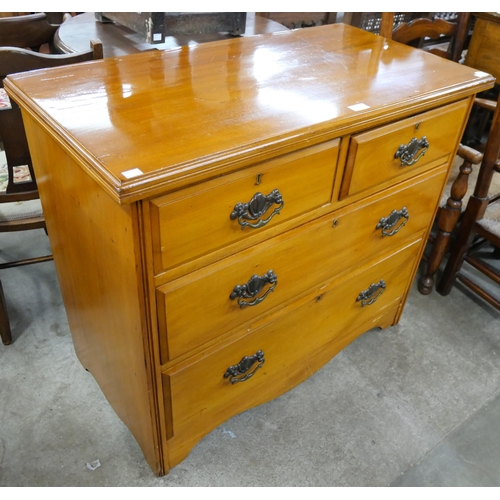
[356,279,386,307]
[230,189,284,229]
[376,207,409,237]
[395,136,429,166]
[230,270,277,308]
[224,350,265,384]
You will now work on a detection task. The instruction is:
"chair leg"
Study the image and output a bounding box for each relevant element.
[419,152,476,294]
[0,281,13,345]
[437,196,488,296]
[418,219,454,294]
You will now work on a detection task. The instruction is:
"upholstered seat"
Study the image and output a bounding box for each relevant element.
[0,198,44,223]
[476,200,500,237]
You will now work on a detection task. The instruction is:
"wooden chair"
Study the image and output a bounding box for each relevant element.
[0,12,60,53]
[0,39,103,345]
[390,14,500,295]
[436,96,500,309]
[343,12,426,38]
[374,13,475,294]
[387,12,471,61]
[461,14,500,148]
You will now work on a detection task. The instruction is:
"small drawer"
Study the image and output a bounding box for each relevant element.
[149,140,339,274]
[162,239,421,440]
[340,99,470,199]
[157,167,446,362]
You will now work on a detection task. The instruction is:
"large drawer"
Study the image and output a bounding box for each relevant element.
[149,140,340,274]
[157,167,446,362]
[340,99,469,199]
[162,238,421,441]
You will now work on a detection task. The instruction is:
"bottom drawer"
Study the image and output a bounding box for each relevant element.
[163,237,422,446]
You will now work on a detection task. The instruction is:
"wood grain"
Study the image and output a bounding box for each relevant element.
[4,24,494,204]
[465,16,500,81]
[163,238,422,468]
[7,24,494,477]
[21,111,164,475]
[342,99,470,199]
[150,140,339,273]
[157,167,447,363]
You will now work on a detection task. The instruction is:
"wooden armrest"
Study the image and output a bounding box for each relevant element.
[457,143,483,165]
[474,97,497,112]
[90,39,103,60]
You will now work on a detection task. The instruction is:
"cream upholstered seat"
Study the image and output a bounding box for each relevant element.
[0,198,44,223]
[476,200,500,237]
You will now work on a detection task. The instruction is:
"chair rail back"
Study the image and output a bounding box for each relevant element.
[0,13,59,51]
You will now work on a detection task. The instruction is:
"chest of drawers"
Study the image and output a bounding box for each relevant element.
[5,24,494,476]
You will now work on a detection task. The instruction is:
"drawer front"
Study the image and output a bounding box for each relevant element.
[150,140,340,274]
[341,99,469,199]
[157,168,446,362]
[163,239,421,440]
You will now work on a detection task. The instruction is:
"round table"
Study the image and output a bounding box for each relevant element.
[55,12,288,57]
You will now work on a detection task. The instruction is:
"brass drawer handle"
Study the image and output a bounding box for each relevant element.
[224,350,265,384]
[230,270,277,308]
[376,207,409,236]
[356,279,386,307]
[230,189,284,229]
[395,137,429,166]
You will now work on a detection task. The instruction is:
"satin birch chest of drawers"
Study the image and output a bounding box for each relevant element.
[5,24,494,475]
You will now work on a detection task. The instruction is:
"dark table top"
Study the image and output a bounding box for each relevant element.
[55,12,289,58]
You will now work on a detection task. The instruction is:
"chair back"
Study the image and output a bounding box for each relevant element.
[0,40,103,82]
[343,12,418,37]
[0,13,59,52]
[389,13,470,62]
[0,35,102,345]
[436,95,500,304]
[0,40,103,199]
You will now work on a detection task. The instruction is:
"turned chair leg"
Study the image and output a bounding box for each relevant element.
[0,280,13,345]
[419,146,481,294]
[437,196,489,296]
[418,205,457,294]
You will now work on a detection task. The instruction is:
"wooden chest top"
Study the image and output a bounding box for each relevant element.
[4,23,494,203]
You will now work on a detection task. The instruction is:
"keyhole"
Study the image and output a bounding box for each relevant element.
[415,122,420,132]
[255,173,262,185]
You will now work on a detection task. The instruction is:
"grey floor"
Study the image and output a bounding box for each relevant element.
[1,227,500,487]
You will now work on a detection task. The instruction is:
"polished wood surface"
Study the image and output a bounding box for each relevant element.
[5,24,494,205]
[55,12,288,57]
[5,24,494,476]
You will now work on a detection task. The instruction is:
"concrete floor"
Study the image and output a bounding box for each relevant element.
[1,227,500,487]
